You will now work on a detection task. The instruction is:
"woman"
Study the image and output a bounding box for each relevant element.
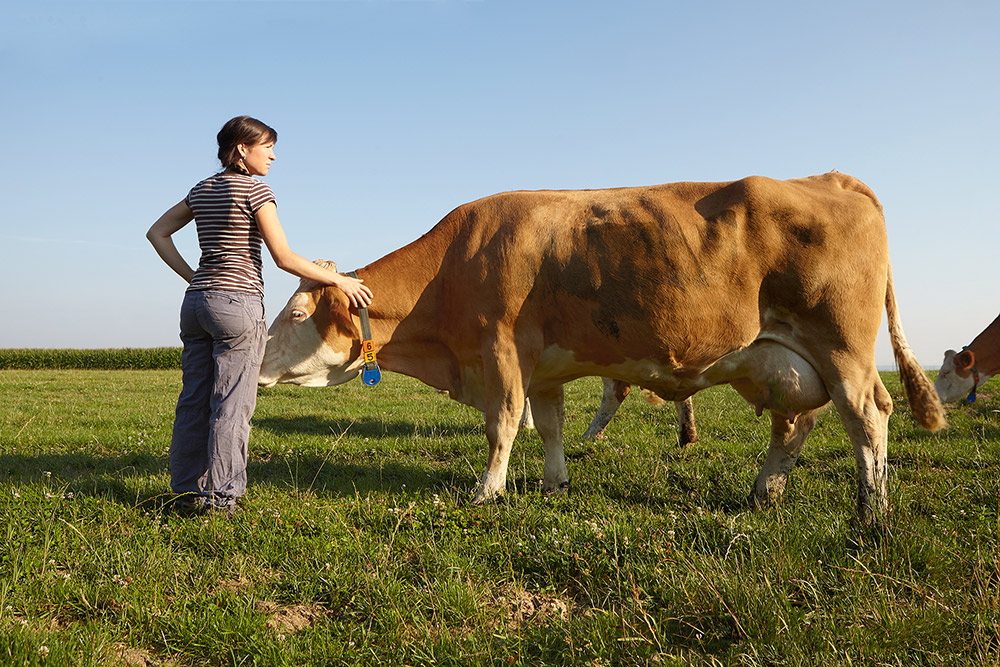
[146,116,372,515]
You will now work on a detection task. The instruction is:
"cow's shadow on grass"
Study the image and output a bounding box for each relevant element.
[252,414,484,439]
[598,474,753,516]
[247,457,468,498]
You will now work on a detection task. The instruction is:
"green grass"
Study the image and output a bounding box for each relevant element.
[0,368,998,666]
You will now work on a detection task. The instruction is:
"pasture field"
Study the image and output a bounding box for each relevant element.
[0,367,998,666]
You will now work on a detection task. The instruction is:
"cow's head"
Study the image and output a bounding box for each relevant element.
[258,260,363,388]
[934,348,978,403]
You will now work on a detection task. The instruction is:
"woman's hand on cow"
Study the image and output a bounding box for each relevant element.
[256,202,372,308]
[334,274,373,308]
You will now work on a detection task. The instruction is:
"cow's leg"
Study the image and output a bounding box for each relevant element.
[675,397,698,447]
[582,378,630,440]
[473,335,526,504]
[828,373,893,525]
[529,385,570,494]
[474,397,523,503]
[748,409,819,507]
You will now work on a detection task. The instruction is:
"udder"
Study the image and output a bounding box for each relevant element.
[728,341,829,422]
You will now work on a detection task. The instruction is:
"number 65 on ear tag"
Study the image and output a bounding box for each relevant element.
[360,339,381,386]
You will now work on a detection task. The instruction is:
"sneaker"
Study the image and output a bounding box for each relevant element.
[170,494,208,516]
[209,497,247,519]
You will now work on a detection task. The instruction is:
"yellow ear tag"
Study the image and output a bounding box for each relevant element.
[361,339,377,364]
[360,339,381,386]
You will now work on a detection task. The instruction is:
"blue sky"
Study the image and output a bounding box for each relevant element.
[2,0,997,368]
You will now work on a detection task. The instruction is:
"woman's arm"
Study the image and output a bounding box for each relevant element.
[255,202,373,308]
[146,200,196,283]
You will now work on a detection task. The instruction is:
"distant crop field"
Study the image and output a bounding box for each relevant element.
[0,348,181,370]
[0,366,997,666]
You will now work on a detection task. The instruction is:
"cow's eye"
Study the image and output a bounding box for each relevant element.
[291,310,306,320]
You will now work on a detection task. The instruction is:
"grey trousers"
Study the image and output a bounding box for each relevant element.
[170,289,266,507]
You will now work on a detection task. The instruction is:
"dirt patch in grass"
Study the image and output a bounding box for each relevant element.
[211,561,282,597]
[255,600,330,634]
[213,575,253,595]
[493,586,576,629]
[110,643,174,667]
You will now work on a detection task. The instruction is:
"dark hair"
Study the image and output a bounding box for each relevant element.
[217,116,277,173]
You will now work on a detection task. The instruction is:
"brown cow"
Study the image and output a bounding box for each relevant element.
[258,172,945,523]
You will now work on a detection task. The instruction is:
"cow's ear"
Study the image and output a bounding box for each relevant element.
[956,349,975,371]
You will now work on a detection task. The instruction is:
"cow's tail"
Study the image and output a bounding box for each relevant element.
[885,264,947,431]
[640,388,666,406]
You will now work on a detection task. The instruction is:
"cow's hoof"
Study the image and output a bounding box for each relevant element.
[471,488,505,505]
[853,498,891,529]
[746,488,781,509]
[542,480,571,496]
[677,432,698,447]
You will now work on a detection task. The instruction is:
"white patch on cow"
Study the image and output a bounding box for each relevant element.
[934,350,989,403]
[258,293,358,388]
[534,345,581,377]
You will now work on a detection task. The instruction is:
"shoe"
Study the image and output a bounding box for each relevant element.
[170,494,208,516]
[209,497,247,519]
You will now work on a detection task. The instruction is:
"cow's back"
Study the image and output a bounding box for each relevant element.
[428,173,884,375]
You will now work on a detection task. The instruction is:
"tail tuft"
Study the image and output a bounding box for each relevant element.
[640,388,667,406]
[886,265,947,432]
[894,345,947,432]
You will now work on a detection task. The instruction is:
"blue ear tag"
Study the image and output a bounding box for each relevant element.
[967,391,977,403]
[362,364,382,386]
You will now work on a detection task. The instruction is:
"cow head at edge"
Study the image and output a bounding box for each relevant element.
[258,260,363,388]
[934,348,977,403]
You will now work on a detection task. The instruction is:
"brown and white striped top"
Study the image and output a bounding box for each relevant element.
[185,172,275,295]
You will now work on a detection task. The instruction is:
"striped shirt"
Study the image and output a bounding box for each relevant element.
[184,172,275,294]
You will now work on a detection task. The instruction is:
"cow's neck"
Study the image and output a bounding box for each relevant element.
[351,229,457,392]
[968,312,1000,378]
